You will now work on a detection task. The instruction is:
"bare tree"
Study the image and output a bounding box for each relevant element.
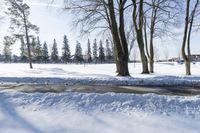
[132,0,149,74]
[63,0,130,76]
[138,0,179,73]
[5,0,39,69]
[181,0,199,75]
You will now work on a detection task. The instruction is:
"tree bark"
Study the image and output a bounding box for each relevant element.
[108,0,129,76]
[132,0,149,74]
[118,0,129,76]
[181,0,190,75]
[23,11,33,69]
[182,0,199,75]
[149,8,156,73]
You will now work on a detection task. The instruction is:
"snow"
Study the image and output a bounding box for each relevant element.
[0,63,200,87]
[0,63,200,132]
[0,91,200,133]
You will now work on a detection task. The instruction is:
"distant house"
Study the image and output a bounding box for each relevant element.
[168,57,180,62]
[169,54,200,62]
[190,55,200,62]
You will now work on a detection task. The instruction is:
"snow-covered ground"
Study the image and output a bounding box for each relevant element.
[0,91,200,133]
[0,63,200,133]
[0,63,200,87]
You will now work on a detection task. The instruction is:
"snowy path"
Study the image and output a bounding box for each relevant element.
[1,84,200,96]
[0,91,200,133]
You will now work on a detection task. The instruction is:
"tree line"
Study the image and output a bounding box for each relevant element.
[1,35,114,64]
[62,0,200,76]
[2,0,200,76]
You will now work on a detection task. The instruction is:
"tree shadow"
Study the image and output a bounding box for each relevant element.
[0,96,43,133]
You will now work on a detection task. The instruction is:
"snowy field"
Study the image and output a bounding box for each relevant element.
[0,63,200,133]
[0,63,200,87]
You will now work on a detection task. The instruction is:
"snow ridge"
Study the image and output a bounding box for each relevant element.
[1,92,200,119]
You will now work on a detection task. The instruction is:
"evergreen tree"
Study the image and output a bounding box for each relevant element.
[3,36,13,62]
[61,35,71,63]
[6,0,39,68]
[74,41,83,63]
[98,40,105,63]
[92,39,98,62]
[35,36,42,62]
[87,39,92,63]
[42,42,49,63]
[31,38,36,61]
[51,39,59,63]
[105,39,113,62]
[20,37,28,62]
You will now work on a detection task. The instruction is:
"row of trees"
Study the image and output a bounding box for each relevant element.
[62,0,200,76]
[2,0,200,76]
[2,35,114,64]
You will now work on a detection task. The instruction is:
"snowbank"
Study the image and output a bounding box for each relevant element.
[0,91,200,133]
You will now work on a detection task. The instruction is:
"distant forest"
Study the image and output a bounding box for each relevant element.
[1,35,114,64]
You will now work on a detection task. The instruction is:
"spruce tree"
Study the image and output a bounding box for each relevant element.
[42,42,49,63]
[98,40,105,63]
[61,35,71,63]
[35,36,42,62]
[3,36,13,62]
[5,0,39,68]
[51,39,59,63]
[74,41,83,63]
[31,38,36,61]
[20,37,28,62]
[105,39,113,62]
[92,39,98,62]
[87,39,92,63]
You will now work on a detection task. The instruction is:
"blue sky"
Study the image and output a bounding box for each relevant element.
[0,0,200,60]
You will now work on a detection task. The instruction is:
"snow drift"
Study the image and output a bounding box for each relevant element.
[0,91,200,133]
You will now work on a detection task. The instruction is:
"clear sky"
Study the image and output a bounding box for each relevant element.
[0,0,200,60]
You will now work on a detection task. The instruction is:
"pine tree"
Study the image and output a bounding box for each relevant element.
[105,39,113,62]
[87,39,92,63]
[5,0,39,68]
[20,37,28,62]
[35,36,42,63]
[3,36,13,62]
[98,40,105,63]
[92,39,98,62]
[42,42,49,63]
[51,39,59,63]
[31,38,36,61]
[74,41,83,63]
[61,35,71,63]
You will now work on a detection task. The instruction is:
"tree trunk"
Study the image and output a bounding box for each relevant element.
[118,0,130,76]
[108,0,129,76]
[23,11,33,69]
[149,34,154,73]
[132,0,149,74]
[185,60,191,75]
[138,37,149,74]
[181,0,189,75]
[149,59,154,73]
[181,0,199,75]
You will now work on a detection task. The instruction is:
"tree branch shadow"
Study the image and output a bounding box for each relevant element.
[0,96,43,133]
